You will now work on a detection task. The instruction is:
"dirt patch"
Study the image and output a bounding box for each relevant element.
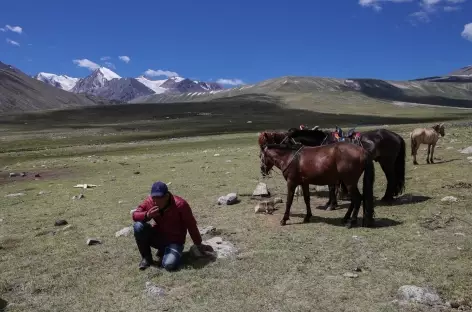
[418,214,455,231]
[0,168,74,186]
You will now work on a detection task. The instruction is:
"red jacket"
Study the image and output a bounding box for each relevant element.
[132,194,202,246]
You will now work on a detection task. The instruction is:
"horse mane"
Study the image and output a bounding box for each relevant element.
[287,128,328,140]
[265,143,303,150]
[258,131,288,147]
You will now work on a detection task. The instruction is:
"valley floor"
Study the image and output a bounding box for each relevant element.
[1,121,472,311]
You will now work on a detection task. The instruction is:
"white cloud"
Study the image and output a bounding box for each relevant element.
[100,56,111,61]
[73,58,100,70]
[1,25,22,34]
[216,78,245,86]
[144,69,179,78]
[444,5,460,10]
[461,23,472,42]
[6,38,20,46]
[359,0,413,11]
[119,55,131,63]
[104,62,116,69]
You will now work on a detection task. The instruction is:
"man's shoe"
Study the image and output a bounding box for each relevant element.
[139,257,153,270]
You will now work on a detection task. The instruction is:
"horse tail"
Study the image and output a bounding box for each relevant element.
[393,136,406,196]
[362,153,375,226]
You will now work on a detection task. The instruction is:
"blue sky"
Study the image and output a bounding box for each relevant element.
[0,0,471,85]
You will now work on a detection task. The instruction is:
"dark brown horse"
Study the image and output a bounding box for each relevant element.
[258,127,406,204]
[259,138,375,228]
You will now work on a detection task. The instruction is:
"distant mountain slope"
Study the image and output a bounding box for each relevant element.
[449,65,472,76]
[0,61,115,114]
[131,75,472,109]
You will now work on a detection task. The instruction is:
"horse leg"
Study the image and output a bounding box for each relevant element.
[301,183,312,223]
[430,143,436,164]
[281,182,297,226]
[380,161,395,202]
[326,184,338,211]
[346,186,362,229]
[342,184,356,227]
[412,140,419,165]
[426,144,431,164]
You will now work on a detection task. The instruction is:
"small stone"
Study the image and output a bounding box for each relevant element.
[5,193,25,197]
[213,154,220,157]
[354,267,362,272]
[217,193,238,205]
[20,172,26,177]
[454,232,466,237]
[115,227,132,237]
[134,171,140,175]
[9,172,17,177]
[144,282,166,297]
[343,272,358,278]
[86,238,101,246]
[254,200,275,214]
[441,196,458,203]
[449,301,461,309]
[252,182,270,197]
[397,285,443,306]
[118,200,124,204]
[38,191,47,195]
[273,197,283,204]
[54,220,68,226]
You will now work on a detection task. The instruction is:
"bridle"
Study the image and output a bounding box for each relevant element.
[260,144,304,176]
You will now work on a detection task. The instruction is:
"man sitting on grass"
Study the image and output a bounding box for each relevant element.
[132,181,211,271]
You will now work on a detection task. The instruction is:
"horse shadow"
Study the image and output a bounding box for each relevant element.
[288,213,403,228]
[0,298,7,311]
[414,158,460,165]
[376,194,431,207]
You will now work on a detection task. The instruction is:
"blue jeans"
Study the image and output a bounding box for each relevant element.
[133,222,184,271]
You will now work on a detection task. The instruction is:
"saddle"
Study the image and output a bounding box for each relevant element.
[332,128,361,143]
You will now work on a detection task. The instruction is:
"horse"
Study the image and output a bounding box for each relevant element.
[410,123,445,165]
[258,126,406,204]
[259,139,375,228]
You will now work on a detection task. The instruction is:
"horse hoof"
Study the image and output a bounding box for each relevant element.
[325,206,334,211]
[413,161,418,165]
[280,220,287,226]
[303,216,312,223]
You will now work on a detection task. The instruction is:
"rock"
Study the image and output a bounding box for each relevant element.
[144,282,166,297]
[467,156,472,160]
[54,219,68,226]
[38,191,47,195]
[254,200,275,214]
[354,267,362,272]
[343,272,359,278]
[200,236,238,259]
[273,197,283,204]
[454,232,466,237]
[217,193,238,205]
[73,184,98,189]
[315,185,329,192]
[225,160,232,163]
[9,172,17,177]
[199,226,217,236]
[115,226,132,237]
[72,194,85,200]
[118,200,124,204]
[86,238,101,246]
[5,193,25,197]
[134,171,140,175]
[460,146,472,154]
[446,147,454,150]
[397,285,443,306]
[213,153,220,157]
[441,196,458,203]
[252,182,270,197]
[20,172,26,177]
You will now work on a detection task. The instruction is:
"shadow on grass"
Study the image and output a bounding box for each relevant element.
[376,194,432,207]
[0,298,7,311]
[286,213,403,228]
[180,251,216,270]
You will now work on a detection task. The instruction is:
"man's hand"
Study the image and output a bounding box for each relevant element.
[196,244,214,253]
[146,206,160,219]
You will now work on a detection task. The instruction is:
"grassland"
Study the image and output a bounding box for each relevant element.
[1,101,472,311]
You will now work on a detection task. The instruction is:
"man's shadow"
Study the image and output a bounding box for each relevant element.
[0,298,8,312]
[180,251,217,269]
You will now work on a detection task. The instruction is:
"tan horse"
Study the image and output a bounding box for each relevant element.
[410,123,445,165]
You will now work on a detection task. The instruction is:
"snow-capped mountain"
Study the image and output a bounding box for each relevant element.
[136,76,167,94]
[33,66,224,102]
[34,72,79,91]
[72,67,121,94]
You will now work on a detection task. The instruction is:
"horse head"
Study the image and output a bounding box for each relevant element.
[259,146,274,177]
[433,123,445,137]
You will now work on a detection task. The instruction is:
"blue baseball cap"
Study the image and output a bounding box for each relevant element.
[150,181,168,197]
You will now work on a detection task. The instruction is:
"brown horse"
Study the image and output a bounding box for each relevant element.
[259,138,375,228]
[410,123,445,165]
